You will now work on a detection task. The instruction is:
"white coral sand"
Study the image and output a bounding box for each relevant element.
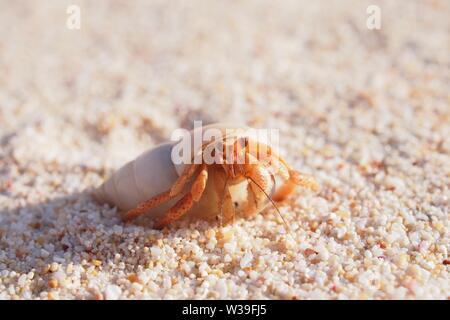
[0,0,449,299]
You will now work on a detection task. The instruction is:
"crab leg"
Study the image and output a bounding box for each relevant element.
[212,168,235,225]
[242,153,274,218]
[246,142,319,201]
[123,190,176,221]
[154,164,208,229]
[122,164,202,222]
[169,163,199,197]
[272,169,319,201]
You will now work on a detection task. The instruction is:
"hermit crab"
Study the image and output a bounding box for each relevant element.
[94,123,318,229]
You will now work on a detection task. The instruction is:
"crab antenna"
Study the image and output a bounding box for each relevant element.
[246,176,294,240]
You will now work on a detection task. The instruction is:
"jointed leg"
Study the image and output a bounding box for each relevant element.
[245,143,319,202]
[123,190,176,221]
[123,164,206,223]
[123,164,199,222]
[169,163,199,196]
[238,140,291,180]
[272,169,319,202]
[243,155,274,218]
[154,164,208,229]
[262,155,290,180]
[243,153,294,232]
[212,168,235,225]
[263,149,319,193]
[243,181,259,218]
[153,193,194,229]
[242,146,318,202]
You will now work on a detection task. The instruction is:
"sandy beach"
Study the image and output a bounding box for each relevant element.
[0,0,449,299]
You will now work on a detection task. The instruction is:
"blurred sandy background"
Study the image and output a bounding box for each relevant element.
[0,0,449,299]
